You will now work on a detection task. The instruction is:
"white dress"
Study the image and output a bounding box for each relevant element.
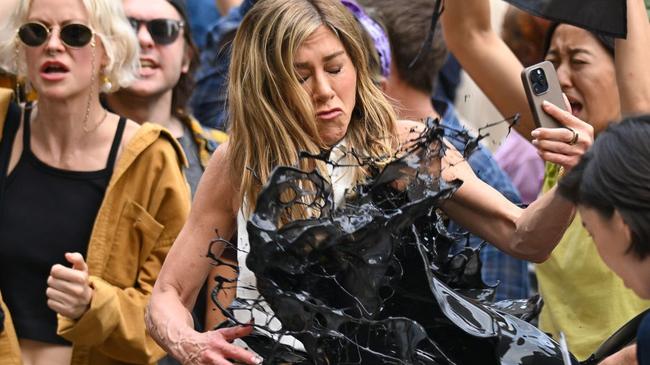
[234,141,356,349]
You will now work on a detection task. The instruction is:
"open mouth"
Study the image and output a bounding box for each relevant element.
[41,62,69,74]
[569,102,583,117]
[140,59,158,69]
[138,59,159,78]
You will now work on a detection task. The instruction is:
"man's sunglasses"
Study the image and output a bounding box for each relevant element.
[128,18,184,45]
[18,22,94,48]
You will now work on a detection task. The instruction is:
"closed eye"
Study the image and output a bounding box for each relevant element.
[327,66,342,75]
[297,74,310,84]
[570,58,588,66]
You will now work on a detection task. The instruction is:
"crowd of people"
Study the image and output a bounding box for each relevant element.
[0,0,649,364]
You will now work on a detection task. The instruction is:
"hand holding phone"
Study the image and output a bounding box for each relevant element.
[521,61,567,129]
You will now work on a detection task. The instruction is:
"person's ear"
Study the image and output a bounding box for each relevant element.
[181,45,191,74]
[613,209,632,245]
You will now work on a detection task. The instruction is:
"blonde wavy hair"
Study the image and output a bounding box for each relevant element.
[0,0,139,92]
[228,0,398,216]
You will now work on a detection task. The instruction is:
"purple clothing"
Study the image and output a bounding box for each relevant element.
[494,131,544,205]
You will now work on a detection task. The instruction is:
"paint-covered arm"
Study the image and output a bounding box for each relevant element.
[441,143,574,263]
[616,0,650,115]
[204,254,238,331]
[395,119,575,263]
[146,143,260,365]
[440,0,535,141]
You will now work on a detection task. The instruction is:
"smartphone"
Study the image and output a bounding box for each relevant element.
[521,60,567,129]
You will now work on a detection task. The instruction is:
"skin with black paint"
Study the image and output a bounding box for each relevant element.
[208,118,577,365]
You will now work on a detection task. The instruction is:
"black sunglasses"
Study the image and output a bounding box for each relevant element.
[128,18,184,45]
[18,22,94,48]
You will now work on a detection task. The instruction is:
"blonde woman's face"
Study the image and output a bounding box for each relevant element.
[295,25,357,146]
[24,0,103,101]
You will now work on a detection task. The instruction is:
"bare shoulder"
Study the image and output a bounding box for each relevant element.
[195,141,241,217]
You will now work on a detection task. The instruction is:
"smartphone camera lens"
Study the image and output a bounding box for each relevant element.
[530,68,549,95]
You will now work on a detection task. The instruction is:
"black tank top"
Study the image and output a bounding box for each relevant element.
[0,107,126,345]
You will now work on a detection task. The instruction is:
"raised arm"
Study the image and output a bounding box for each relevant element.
[395,119,575,263]
[441,0,536,140]
[146,144,260,365]
[441,149,574,263]
[616,0,650,115]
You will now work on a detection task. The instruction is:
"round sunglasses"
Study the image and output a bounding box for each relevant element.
[128,18,184,45]
[18,22,94,48]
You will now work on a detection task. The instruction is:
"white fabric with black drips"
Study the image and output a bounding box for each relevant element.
[234,140,355,349]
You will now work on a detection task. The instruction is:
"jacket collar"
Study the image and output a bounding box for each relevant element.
[107,122,187,191]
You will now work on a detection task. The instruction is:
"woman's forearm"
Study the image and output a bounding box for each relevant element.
[146,287,198,362]
[508,186,575,262]
[441,147,574,263]
[616,0,650,115]
[445,183,574,263]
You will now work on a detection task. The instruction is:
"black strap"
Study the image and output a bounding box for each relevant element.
[0,101,21,209]
[22,105,32,150]
[105,116,126,173]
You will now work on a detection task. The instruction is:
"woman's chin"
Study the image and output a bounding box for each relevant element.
[321,131,347,147]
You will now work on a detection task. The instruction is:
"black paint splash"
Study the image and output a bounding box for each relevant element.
[209,117,578,364]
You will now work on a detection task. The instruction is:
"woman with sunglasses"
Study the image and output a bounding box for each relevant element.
[105,0,227,198]
[0,0,190,364]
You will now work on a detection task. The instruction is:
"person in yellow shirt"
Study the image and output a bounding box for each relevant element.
[559,116,650,364]
[441,0,650,360]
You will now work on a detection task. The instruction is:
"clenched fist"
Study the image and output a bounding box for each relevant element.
[46,252,93,320]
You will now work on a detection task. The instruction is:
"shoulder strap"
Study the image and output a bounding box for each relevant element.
[0,101,22,206]
[105,116,127,173]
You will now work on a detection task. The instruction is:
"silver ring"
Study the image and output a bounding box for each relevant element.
[568,128,579,145]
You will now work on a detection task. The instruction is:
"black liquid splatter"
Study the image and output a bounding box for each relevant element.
[209,117,578,364]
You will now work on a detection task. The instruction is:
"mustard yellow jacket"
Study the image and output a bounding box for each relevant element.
[0,89,191,364]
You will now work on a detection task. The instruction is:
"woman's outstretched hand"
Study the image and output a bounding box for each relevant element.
[46,252,93,320]
[531,96,594,172]
[170,325,262,365]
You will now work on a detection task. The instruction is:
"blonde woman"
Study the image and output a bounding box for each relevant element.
[0,0,190,364]
[146,0,585,363]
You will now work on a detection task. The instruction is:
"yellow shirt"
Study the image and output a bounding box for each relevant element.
[537,163,650,360]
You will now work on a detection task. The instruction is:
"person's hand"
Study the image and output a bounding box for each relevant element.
[46,252,93,320]
[599,344,637,365]
[531,97,594,172]
[173,325,262,365]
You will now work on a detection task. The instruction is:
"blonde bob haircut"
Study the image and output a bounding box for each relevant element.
[228,0,398,216]
[0,0,139,92]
